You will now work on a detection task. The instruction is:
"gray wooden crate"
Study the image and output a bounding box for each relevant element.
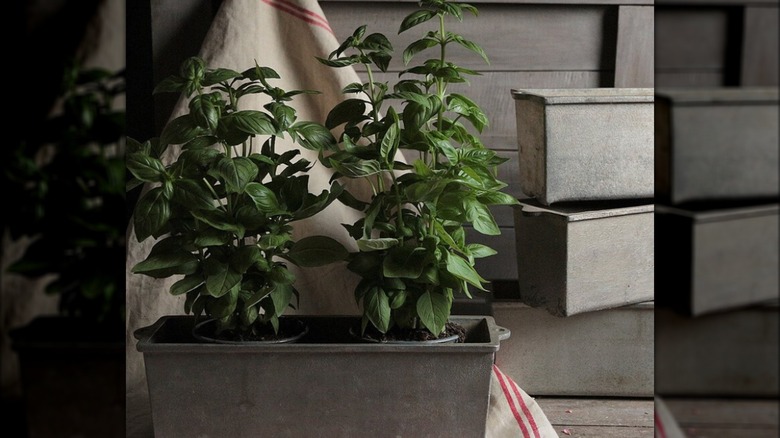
[493,301,654,397]
[656,88,779,204]
[512,88,654,205]
[656,203,779,315]
[656,303,779,397]
[513,200,654,316]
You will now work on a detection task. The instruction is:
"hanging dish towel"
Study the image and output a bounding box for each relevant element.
[125,1,558,436]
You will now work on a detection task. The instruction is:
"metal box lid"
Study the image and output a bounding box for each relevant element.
[515,199,654,222]
[656,87,779,105]
[511,88,654,105]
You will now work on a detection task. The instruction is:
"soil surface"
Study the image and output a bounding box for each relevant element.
[360,322,466,343]
[197,318,305,343]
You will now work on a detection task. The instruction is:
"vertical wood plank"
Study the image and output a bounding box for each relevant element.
[614,5,654,87]
[741,6,780,86]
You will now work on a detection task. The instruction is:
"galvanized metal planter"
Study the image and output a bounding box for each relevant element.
[135,315,509,438]
[656,203,779,315]
[493,301,654,397]
[655,88,779,204]
[511,88,654,205]
[513,200,654,316]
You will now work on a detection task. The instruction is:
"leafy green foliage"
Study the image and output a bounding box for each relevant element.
[128,57,346,336]
[3,65,126,325]
[318,0,517,337]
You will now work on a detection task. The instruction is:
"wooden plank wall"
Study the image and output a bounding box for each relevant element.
[655,0,779,87]
[321,0,654,282]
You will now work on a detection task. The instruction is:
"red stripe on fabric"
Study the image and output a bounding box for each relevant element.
[494,365,532,438]
[275,0,330,27]
[655,411,667,438]
[260,0,334,35]
[507,371,541,438]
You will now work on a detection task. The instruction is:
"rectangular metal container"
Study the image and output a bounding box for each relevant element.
[512,88,654,205]
[136,315,508,438]
[655,88,779,204]
[656,203,779,315]
[513,200,654,316]
[493,301,654,397]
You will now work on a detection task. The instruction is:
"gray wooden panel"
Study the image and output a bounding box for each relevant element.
[532,425,654,437]
[537,398,654,427]
[656,0,778,5]
[322,2,617,71]
[663,399,779,426]
[655,7,731,70]
[467,226,517,281]
[741,6,780,85]
[614,6,654,87]
[655,71,724,87]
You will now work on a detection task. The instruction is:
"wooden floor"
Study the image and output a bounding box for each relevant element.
[535,397,655,437]
[663,397,779,438]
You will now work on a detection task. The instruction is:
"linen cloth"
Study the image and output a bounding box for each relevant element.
[125,1,558,436]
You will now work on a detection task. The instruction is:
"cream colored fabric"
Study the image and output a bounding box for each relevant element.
[126,1,557,436]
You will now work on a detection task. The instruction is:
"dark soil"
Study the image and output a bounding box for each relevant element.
[359,322,467,343]
[197,318,306,343]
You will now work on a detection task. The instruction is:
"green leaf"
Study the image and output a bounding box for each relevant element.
[216,157,258,193]
[245,182,281,213]
[453,37,490,64]
[204,257,242,297]
[447,93,488,133]
[317,55,362,68]
[389,289,408,309]
[477,191,518,206]
[284,236,348,267]
[269,265,296,285]
[403,38,438,65]
[242,64,280,81]
[191,209,245,237]
[445,252,487,291]
[127,152,166,183]
[193,229,233,247]
[170,275,204,296]
[399,9,436,33]
[258,232,291,251]
[467,201,500,235]
[160,114,208,146]
[207,285,239,318]
[361,33,393,52]
[134,187,171,241]
[325,99,367,129]
[364,287,391,333]
[368,51,392,73]
[342,82,366,94]
[230,245,263,273]
[292,121,336,151]
[382,246,428,279]
[132,250,199,278]
[466,243,497,259]
[270,283,294,317]
[245,285,273,308]
[172,179,215,211]
[223,110,276,136]
[330,158,382,178]
[267,102,296,131]
[380,110,401,165]
[417,291,451,336]
[357,238,399,252]
[189,95,219,130]
[203,68,241,85]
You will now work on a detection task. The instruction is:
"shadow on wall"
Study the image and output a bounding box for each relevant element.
[1,0,126,437]
[654,0,779,435]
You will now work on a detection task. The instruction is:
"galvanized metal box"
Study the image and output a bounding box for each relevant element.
[655,88,779,204]
[513,200,654,316]
[656,203,779,315]
[511,88,654,205]
[136,315,508,438]
[493,301,654,397]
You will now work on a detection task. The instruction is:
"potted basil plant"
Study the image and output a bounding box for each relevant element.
[127,57,346,341]
[317,0,518,341]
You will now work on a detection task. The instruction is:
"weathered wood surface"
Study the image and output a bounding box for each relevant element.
[614,5,654,87]
[663,398,780,438]
[536,397,654,437]
[741,6,780,85]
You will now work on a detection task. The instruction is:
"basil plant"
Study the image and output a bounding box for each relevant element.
[316,0,518,336]
[127,57,346,336]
